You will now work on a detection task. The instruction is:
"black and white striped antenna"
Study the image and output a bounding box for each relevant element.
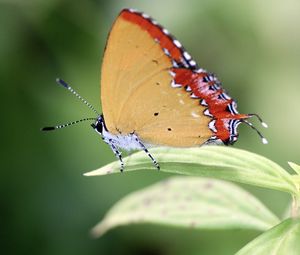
[41,117,97,131]
[56,78,100,116]
[41,78,99,132]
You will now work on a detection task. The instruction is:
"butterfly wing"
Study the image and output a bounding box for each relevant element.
[101,9,213,147]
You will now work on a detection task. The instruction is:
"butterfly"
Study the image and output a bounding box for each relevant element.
[42,8,267,171]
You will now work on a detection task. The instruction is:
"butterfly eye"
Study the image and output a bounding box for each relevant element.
[91,121,103,134]
[95,123,103,133]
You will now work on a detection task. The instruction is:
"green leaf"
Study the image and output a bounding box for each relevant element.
[85,146,298,195]
[92,176,279,237]
[281,200,292,220]
[236,218,300,255]
[288,162,300,175]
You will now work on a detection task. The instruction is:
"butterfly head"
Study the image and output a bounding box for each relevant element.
[91,115,106,135]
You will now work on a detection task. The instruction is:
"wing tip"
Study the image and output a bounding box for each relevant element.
[120,8,140,15]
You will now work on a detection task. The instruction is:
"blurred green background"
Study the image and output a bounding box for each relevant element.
[1,0,300,254]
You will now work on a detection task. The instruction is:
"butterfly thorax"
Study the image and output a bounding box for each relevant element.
[92,115,142,151]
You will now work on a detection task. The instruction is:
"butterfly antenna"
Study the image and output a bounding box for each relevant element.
[56,78,100,116]
[41,117,97,131]
[241,119,268,144]
[247,113,268,128]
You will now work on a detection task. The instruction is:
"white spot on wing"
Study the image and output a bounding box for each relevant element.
[163,48,170,56]
[171,80,181,88]
[169,71,176,77]
[183,51,192,60]
[162,28,169,35]
[195,68,206,73]
[209,120,217,132]
[185,86,192,92]
[221,93,231,100]
[173,39,182,48]
[200,99,208,106]
[228,102,238,115]
[142,13,150,18]
[191,112,200,118]
[172,61,179,68]
[204,109,213,117]
[189,60,197,66]
[179,58,189,68]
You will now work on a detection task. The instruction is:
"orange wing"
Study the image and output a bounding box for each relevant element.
[100,9,213,147]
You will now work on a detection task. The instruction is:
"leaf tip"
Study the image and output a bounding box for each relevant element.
[90,223,108,238]
[288,161,300,175]
[84,167,115,176]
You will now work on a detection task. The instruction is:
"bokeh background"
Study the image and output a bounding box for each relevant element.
[1,0,300,254]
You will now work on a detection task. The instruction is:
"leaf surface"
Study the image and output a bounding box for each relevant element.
[85,146,298,195]
[92,176,279,237]
[236,218,300,255]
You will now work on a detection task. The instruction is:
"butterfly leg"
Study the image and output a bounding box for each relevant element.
[105,138,124,172]
[135,138,160,170]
